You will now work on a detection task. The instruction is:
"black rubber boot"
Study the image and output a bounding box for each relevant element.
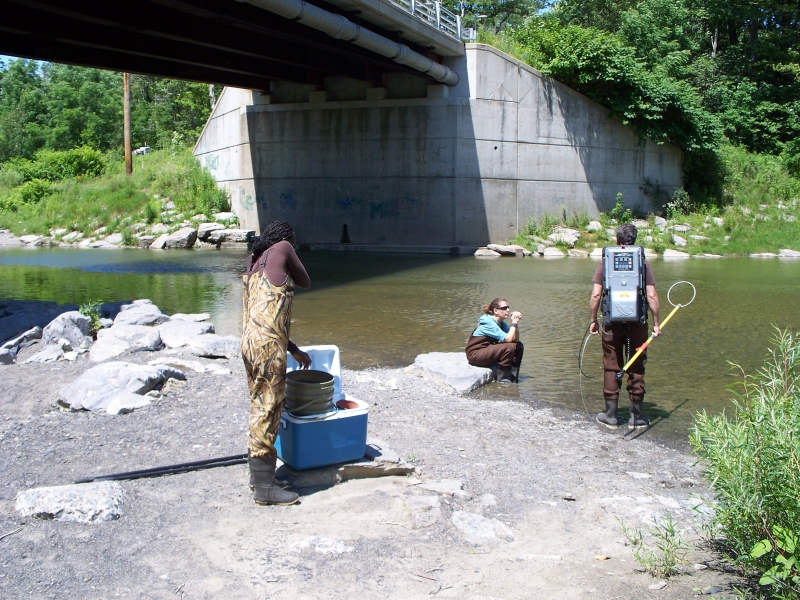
[249,451,288,490]
[596,400,619,429]
[497,367,516,384]
[250,455,299,505]
[629,401,650,429]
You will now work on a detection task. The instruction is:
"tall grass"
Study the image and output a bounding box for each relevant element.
[0,148,228,237]
[691,328,800,598]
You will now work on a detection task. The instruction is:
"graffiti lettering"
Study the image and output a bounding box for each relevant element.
[369,201,400,219]
[279,188,297,210]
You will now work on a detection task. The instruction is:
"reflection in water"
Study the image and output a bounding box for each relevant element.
[1,248,799,439]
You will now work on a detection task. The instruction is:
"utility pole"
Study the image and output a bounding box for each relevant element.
[123,72,132,176]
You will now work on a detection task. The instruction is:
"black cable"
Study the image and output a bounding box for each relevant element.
[75,453,248,484]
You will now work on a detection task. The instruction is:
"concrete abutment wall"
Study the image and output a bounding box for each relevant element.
[194,44,682,248]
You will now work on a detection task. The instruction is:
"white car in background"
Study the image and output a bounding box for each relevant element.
[132,146,152,155]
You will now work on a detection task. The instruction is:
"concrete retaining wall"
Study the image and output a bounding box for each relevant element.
[194,44,682,248]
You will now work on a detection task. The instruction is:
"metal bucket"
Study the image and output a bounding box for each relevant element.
[284,370,335,416]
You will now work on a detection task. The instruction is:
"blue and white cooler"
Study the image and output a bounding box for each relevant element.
[275,345,369,470]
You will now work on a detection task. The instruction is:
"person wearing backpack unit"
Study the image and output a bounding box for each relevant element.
[589,223,661,429]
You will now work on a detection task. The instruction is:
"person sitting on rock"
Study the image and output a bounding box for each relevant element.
[465,298,523,384]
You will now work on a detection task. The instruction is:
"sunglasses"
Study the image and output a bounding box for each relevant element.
[496,306,510,311]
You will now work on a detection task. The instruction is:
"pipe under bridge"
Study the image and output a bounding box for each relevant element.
[0,0,466,89]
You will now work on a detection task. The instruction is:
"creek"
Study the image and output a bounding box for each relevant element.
[2,247,799,440]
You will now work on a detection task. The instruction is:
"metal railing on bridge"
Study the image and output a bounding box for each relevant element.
[388,0,473,42]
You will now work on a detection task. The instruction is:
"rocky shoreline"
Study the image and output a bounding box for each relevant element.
[0,299,744,599]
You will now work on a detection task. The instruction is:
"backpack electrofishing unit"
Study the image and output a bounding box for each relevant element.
[601,245,647,325]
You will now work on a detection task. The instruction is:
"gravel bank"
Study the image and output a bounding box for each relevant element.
[0,343,741,599]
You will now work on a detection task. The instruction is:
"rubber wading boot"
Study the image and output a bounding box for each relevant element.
[629,401,650,429]
[497,367,516,384]
[249,451,288,490]
[596,400,619,429]
[250,455,299,505]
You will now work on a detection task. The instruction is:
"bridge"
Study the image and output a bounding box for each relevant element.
[1,0,683,251]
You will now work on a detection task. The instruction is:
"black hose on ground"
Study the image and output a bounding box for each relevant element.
[74,453,248,484]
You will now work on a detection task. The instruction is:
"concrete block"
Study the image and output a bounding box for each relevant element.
[427,85,449,98]
[309,90,329,103]
[366,87,388,101]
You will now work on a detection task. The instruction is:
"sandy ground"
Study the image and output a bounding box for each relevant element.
[0,341,742,599]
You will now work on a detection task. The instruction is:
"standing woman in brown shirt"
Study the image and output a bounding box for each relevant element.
[241,220,311,505]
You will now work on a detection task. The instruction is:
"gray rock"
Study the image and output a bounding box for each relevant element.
[42,311,92,349]
[98,324,161,350]
[149,233,170,250]
[57,361,185,412]
[567,249,588,257]
[212,211,237,221]
[99,318,113,328]
[631,219,649,228]
[90,240,115,249]
[119,299,152,311]
[409,352,493,394]
[654,216,667,229]
[146,357,231,375]
[474,248,501,258]
[206,229,255,244]
[543,247,565,257]
[105,233,124,245]
[150,223,169,234]
[15,481,124,523]
[105,392,152,415]
[157,320,215,348]
[751,252,778,258]
[689,235,708,241]
[23,345,64,364]
[89,335,130,363]
[547,232,578,247]
[590,247,603,258]
[605,228,617,237]
[113,303,169,327]
[19,235,44,245]
[672,234,687,247]
[138,236,155,248]
[197,222,225,240]
[712,217,724,226]
[779,249,800,258]
[451,511,514,546]
[163,227,197,249]
[61,231,83,243]
[670,224,691,232]
[662,249,690,259]
[186,334,240,359]
[1,326,42,351]
[0,347,16,364]
[170,313,211,322]
[585,220,602,232]
[479,493,498,507]
[486,244,519,256]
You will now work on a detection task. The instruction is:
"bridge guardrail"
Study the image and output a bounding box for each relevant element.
[388,0,468,42]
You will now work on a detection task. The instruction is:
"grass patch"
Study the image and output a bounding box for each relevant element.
[0,148,229,241]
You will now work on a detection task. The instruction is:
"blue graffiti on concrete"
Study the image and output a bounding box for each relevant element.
[205,153,219,171]
[335,196,364,209]
[241,188,255,212]
[369,201,400,219]
[279,188,297,210]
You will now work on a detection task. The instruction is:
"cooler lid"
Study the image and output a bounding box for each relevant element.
[286,344,342,395]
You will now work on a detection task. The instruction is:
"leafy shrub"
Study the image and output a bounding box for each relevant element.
[665,188,692,220]
[608,194,632,223]
[121,229,136,246]
[17,178,54,204]
[691,329,800,593]
[79,300,103,333]
[152,150,229,216]
[4,147,106,182]
[619,516,688,578]
[142,199,161,224]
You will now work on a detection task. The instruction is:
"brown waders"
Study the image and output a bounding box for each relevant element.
[597,321,649,429]
[241,258,299,505]
[465,336,524,383]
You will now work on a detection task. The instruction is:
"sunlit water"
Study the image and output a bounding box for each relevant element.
[2,247,799,440]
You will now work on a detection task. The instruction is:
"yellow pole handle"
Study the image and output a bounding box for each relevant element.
[620,304,681,373]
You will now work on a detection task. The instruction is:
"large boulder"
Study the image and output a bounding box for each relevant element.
[57,361,185,412]
[42,311,92,349]
[16,482,124,522]
[486,244,520,256]
[163,227,198,249]
[1,326,42,351]
[22,345,64,364]
[98,324,161,349]
[451,511,514,546]
[156,319,215,348]
[409,352,493,394]
[186,334,241,359]
[170,313,211,322]
[206,229,255,244]
[89,335,130,363]
[474,248,501,258]
[197,222,225,240]
[113,303,169,327]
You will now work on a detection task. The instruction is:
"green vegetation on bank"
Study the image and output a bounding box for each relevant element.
[692,329,800,598]
[510,146,800,255]
[0,148,229,240]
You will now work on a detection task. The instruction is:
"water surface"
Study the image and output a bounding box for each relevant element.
[2,247,799,439]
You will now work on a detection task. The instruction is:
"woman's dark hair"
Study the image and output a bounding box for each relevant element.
[252,220,295,257]
[482,298,508,315]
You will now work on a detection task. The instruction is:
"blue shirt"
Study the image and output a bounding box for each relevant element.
[472,314,509,342]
